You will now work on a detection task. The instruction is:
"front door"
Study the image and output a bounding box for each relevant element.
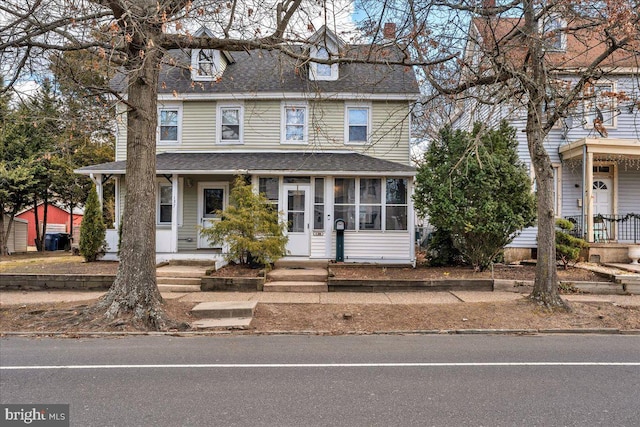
[593,178,613,241]
[198,182,228,249]
[284,184,311,256]
[593,178,612,216]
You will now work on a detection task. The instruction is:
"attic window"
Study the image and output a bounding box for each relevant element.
[310,45,338,81]
[542,16,566,51]
[192,49,221,80]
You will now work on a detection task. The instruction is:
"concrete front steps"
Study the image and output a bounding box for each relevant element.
[264,260,329,292]
[190,301,257,329]
[156,263,210,293]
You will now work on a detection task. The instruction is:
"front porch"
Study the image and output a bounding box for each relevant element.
[559,137,640,252]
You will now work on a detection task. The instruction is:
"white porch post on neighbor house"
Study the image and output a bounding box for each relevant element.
[585,151,594,242]
[171,173,179,253]
[90,173,104,209]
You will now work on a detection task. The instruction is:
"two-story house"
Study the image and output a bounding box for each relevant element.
[77,26,420,264]
[453,13,640,263]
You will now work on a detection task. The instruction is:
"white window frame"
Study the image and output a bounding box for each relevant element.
[583,81,618,130]
[157,103,182,145]
[191,49,222,81]
[281,101,309,144]
[216,103,244,145]
[344,103,371,145]
[156,179,184,226]
[541,16,567,52]
[309,45,339,81]
[333,177,408,232]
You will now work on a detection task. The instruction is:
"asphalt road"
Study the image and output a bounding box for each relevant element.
[1,335,639,426]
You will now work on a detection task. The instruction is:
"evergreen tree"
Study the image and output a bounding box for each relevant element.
[414,122,536,271]
[200,176,288,268]
[79,184,106,262]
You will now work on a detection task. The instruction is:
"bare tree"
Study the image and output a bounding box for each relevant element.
[363,0,639,308]
[1,0,315,328]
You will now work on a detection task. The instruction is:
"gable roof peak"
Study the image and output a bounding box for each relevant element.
[307,25,345,50]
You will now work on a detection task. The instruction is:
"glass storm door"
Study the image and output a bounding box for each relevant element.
[284,184,311,256]
[198,183,227,249]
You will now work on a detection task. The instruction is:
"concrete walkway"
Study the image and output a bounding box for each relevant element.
[2,289,639,306]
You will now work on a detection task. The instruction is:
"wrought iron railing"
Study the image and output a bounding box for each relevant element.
[562,214,640,243]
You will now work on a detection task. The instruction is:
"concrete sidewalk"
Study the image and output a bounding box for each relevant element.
[1,289,639,306]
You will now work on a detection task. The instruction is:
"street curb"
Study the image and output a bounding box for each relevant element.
[2,328,639,337]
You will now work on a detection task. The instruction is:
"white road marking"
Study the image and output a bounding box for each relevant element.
[1,362,639,370]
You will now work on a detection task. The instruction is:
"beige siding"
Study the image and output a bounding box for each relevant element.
[114,99,412,164]
[244,101,281,148]
[4,216,28,253]
[369,101,411,164]
[115,103,128,161]
[178,102,216,151]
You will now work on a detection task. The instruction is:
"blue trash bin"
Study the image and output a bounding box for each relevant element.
[44,233,58,251]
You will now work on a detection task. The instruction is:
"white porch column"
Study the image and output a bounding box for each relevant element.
[114,176,120,229]
[585,152,594,242]
[409,177,416,266]
[90,173,104,210]
[171,174,179,253]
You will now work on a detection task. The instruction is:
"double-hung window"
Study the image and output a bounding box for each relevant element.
[541,16,566,51]
[158,105,181,144]
[195,49,220,79]
[585,82,617,129]
[315,47,332,77]
[217,104,243,144]
[310,45,338,81]
[345,104,370,144]
[282,103,308,144]
[158,183,173,224]
[259,177,279,211]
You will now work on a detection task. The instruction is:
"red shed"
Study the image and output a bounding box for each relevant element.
[16,203,83,247]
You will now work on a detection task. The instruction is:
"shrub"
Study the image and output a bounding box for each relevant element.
[79,184,106,262]
[556,218,588,269]
[414,122,536,271]
[200,176,288,268]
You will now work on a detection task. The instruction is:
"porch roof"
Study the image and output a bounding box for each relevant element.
[76,151,416,176]
[559,138,640,160]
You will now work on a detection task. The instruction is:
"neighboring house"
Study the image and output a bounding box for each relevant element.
[77,26,420,264]
[16,203,84,247]
[2,215,28,254]
[453,13,640,263]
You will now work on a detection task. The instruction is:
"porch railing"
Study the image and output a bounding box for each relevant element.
[562,214,640,243]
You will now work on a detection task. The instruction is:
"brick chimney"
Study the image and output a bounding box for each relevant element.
[483,0,496,8]
[383,22,396,40]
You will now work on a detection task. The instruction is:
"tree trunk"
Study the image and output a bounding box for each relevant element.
[68,201,74,247]
[96,41,170,329]
[33,199,42,251]
[0,209,11,256]
[523,0,568,309]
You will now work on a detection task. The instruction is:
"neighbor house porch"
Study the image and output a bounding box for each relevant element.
[559,137,640,263]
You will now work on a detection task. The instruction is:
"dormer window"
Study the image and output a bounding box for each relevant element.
[316,48,332,77]
[310,45,339,81]
[192,49,222,81]
[542,16,566,51]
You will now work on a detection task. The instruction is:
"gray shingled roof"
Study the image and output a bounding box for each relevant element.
[76,152,416,175]
[111,45,420,95]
